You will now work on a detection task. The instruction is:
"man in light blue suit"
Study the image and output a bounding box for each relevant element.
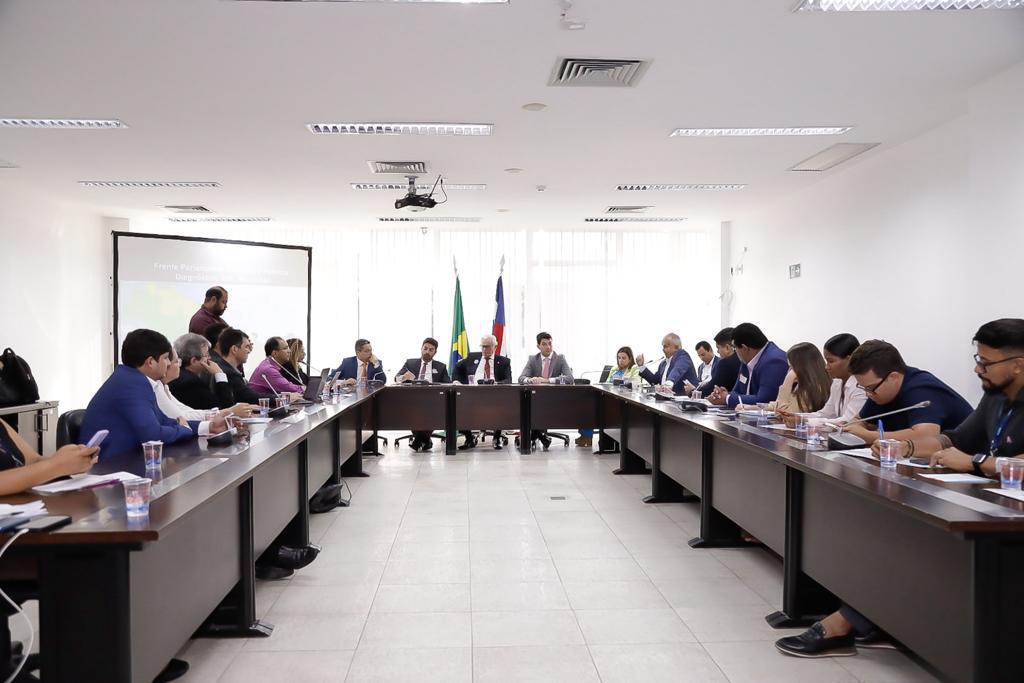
[335,338,387,385]
[709,323,789,409]
[81,329,227,461]
[636,333,698,394]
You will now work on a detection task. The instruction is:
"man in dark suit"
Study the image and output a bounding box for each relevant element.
[636,333,699,395]
[453,335,512,450]
[709,323,790,409]
[211,328,263,405]
[335,339,387,386]
[81,329,229,461]
[695,327,742,396]
[395,337,451,452]
[519,332,574,450]
[168,333,236,410]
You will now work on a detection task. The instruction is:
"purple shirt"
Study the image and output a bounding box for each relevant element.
[248,357,304,395]
[188,307,225,336]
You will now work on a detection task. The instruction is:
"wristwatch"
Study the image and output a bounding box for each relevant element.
[972,453,990,475]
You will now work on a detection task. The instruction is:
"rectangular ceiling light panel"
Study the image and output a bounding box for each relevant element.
[790,142,880,171]
[79,181,221,188]
[796,0,1021,10]
[169,217,271,222]
[352,182,486,191]
[671,127,852,137]
[378,216,480,222]
[616,184,746,191]
[0,118,126,129]
[308,122,492,136]
[584,217,687,223]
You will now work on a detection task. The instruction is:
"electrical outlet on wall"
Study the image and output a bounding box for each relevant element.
[789,264,801,279]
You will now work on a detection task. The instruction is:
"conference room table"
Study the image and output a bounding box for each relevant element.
[2,382,1022,683]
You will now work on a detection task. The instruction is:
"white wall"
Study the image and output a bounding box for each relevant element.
[726,61,1024,404]
[0,184,112,411]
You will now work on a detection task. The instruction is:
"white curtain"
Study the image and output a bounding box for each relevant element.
[129,222,721,380]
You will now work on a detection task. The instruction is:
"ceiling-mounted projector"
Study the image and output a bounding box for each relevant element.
[395,175,443,212]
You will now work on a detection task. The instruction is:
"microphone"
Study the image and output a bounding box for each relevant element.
[642,356,665,368]
[261,374,282,397]
[837,401,931,432]
[828,401,931,450]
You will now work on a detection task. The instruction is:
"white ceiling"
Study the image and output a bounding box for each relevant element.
[0,0,1022,230]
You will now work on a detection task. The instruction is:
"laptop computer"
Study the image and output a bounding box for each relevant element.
[598,365,614,383]
[292,369,332,405]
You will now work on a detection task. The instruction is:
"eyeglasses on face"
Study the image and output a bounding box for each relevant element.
[974,353,1024,370]
[857,372,891,394]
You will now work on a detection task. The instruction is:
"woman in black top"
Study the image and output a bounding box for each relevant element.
[0,420,97,496]
[285,338,310,386]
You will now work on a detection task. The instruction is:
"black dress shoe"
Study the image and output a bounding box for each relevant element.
[255,564,294,580]
[420,439,433,452]
[275,544,320,570]
[459,435,477,450]
[410,437,423,451]
[539,434,552,450]
[855,629,898,650]
[493,435,505,449]
[153,658,190,682]
[775,622,856,658]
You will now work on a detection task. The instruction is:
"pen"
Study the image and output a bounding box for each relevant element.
[877,420,885,441]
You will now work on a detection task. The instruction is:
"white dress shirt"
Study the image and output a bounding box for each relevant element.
[811,376,868,425]
[474,355,496,382]
[149,378,213,435]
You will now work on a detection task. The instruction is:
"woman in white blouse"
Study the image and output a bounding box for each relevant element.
[813,333,867,425]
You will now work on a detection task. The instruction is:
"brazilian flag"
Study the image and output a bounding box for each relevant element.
[449,276,469,373]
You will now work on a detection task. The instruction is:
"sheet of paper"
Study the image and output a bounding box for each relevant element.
[897,458,934,469]
[839,448,876,460]
[762,424,792,431]
[0,500,47,516]
[988,488,1024,502]
[240,417,272,424]
[32,471,137,494]
[282,413,307,424]
[917,473,991,484]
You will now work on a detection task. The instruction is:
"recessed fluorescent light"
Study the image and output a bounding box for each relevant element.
[584,217,687,223]
[352,182,486,191]
[616,183,747,191]
[670,127,852,137]
[240,0,507,3]
[79,181,221,188]
[168,217,271,223]
[308,122,493,136]
[796,0,1021,10]
[378,216,480,222]
[0,118,126,129]
[790,142,880,172]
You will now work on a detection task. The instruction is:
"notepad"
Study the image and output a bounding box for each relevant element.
[917,473,991,484]
[32,471,137,494]
[0,501,47,517]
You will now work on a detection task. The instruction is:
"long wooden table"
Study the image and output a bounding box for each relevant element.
[3,383,1023,683]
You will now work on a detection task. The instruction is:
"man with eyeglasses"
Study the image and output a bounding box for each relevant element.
[868,319,1024,474]
[840,339,971,447]
[776,321,1020,660]
[453,335,512,449]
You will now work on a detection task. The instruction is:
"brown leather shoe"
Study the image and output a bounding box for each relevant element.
[575,436,593,447]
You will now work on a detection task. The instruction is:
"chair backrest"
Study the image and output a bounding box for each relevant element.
[56,409,86,448]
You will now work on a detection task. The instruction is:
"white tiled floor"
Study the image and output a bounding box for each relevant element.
[175,437,942,682]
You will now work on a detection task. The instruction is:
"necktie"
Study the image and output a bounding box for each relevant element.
[419,362,428,380]
[485,358,492,380]
[358,362,365,382]
[542,357,551,380]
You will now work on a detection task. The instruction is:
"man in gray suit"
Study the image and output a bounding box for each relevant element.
[519,332,574,449]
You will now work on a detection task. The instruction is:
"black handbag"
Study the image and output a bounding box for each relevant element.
[0,348,40,406]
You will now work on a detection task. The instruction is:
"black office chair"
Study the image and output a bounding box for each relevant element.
[394,432,446,450]
[55,409,85,448]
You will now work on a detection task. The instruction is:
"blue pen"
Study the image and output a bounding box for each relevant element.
[877,420,885,441]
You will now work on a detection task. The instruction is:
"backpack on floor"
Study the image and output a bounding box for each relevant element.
[0,348,40,407]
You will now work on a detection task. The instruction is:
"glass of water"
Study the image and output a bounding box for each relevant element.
[123,477,152,518]
[878,439,900,469]
[795,414,809,439]
[1000,457,1024,490]
[142,441,163,471]
[258,398,270,416]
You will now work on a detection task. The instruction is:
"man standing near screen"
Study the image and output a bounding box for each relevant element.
[188,286,229,335]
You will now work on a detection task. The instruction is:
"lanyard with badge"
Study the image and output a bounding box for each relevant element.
[990,408,1015,456]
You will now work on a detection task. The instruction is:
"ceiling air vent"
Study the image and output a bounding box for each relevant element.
[549,58,650,88]
[605,206,651,214]
[163,205,211,214]
[790,143,880,172]
[369,161,429,175]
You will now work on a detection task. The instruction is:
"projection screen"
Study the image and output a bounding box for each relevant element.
[113,232,312,365]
